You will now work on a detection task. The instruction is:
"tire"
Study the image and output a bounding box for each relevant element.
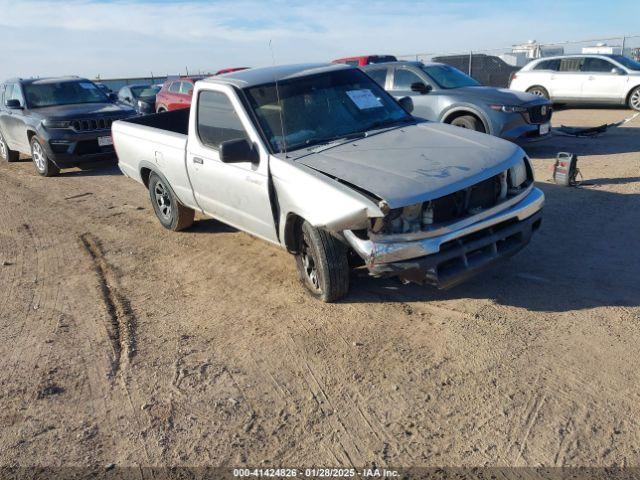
[30,137,59,177]
[527,86,550,100]
[295,221,350,302]
[148,172,194,231]
[628,86,640,111]
[157,106,167,113]
[449,114,486,133]
[0,130,20,162]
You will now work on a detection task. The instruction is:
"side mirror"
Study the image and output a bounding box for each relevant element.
[398,96,414,114]
[219,138,258,164]
[125,97,132,103]
[108,93,118,102]
[188,89,194,96]
[5,99,22,109]
[611,67,626,75]
[410,82,432,94]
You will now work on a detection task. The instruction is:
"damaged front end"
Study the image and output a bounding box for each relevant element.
[343,157,544,288]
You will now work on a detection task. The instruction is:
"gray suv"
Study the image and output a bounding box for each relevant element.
[363,61,552,142]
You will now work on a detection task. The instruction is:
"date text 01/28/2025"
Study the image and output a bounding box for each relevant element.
[232,468,400,477]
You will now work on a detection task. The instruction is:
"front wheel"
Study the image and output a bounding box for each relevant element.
[295,221,350,302]
[450,115,486,133]
[30,137,59,177]
[628,86,640,111]
[148,172,194,231]
[0,131,20,162]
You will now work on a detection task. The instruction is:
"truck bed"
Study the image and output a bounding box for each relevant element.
[122,108,190,135]
[112,108,198,209]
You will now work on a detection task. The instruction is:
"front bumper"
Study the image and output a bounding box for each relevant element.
[344,187,544,288]
[492,104,553,143]
[42,128,118,168]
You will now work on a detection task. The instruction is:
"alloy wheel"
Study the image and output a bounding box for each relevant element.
[0,135,7,160]
[631,89,640,111]
[154,181,172,220]
[301,234,320,291]
[32,141,46,171]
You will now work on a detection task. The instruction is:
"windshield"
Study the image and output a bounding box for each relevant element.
[421,64,480,89]
[23,80,108,108]
[139,86,161,97]
[244,69,413,153]
[130,85,152,97]
[609,55,640,71]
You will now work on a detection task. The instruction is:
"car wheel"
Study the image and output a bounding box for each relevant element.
[628,86,640,111]
[295,221,350,302]
[148,172,194,231]
[450,115,486,133]
[0,131,19,162]
[157,107,167,113]
[527,86,550,99]
[30,137,59,177]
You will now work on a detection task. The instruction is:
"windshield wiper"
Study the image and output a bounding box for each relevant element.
[364,117,415,132]
[303,131,366,150]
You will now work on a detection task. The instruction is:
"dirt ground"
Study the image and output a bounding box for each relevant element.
[0,108,638,472]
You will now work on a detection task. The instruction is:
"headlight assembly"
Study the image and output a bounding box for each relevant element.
[42,119,71,129]
[490,105,528,114]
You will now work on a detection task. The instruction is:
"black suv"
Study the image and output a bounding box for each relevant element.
[0,76,137,176]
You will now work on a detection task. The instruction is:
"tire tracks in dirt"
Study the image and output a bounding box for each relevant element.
[79,232,137,378]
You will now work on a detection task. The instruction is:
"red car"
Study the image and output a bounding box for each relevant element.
[215,67,249,75]
[155,76,204,112]
[331,55,397,67]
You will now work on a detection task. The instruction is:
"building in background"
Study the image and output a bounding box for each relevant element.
[499,40,565,67]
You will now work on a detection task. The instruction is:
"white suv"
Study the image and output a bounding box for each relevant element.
[509,54,640,111]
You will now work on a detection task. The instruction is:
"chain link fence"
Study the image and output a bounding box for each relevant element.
[398,35,640,88]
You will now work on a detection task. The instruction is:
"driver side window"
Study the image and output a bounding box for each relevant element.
[393,68,423,90]
[197,91,248,149]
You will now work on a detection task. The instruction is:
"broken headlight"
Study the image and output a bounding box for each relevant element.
[508,158,528,190]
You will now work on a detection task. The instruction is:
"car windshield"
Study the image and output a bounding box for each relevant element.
[130,85,152,97]
[609,55,640,71]
[244,69,413,153]
[23,80,108,108]
[421,64,481,89]
[139,86,161,97]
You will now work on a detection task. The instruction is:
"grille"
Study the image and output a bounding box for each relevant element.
[526,105,552,124]
[71,117,116,132]
[431,175,501,223]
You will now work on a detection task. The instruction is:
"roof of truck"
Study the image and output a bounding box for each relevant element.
[202,63,351,88]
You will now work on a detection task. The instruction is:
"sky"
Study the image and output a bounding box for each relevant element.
[0,0,638,80]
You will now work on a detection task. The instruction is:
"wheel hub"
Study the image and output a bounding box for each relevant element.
[154,182,172,219]
[631,90,640,110]
[301,240,319,290]
[32,142,45,171]
[0,137,6,159]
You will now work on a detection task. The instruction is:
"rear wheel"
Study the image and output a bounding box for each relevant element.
[0,131,19,162]
[295,221,350,302]
[148,172,194,231]
[628,86,640,111]
[527,86,550,99]
[449,114,486,133]
[156,106,167,113]
[30,137,59,177]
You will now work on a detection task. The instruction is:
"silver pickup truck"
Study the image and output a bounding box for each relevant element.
[113,64,544,302]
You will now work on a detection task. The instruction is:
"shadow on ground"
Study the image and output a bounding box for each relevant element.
[346,181,640,312]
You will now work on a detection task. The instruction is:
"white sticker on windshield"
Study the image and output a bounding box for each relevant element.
[346,89,383,109]
[79,82,97,90]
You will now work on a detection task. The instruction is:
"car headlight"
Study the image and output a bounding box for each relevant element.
[508,159,528,188]
[490,105,528,113]
[42,119,71,129]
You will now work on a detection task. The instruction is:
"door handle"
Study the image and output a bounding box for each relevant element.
[193,157,203,164]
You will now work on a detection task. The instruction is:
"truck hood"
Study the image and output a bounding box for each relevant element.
[449,86,548,105]
[30,102,136,119]
[296,122,525,208]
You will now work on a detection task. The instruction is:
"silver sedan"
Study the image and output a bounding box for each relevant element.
[363,61,553,142]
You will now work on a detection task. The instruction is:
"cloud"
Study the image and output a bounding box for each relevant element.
[0,0,637,79]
